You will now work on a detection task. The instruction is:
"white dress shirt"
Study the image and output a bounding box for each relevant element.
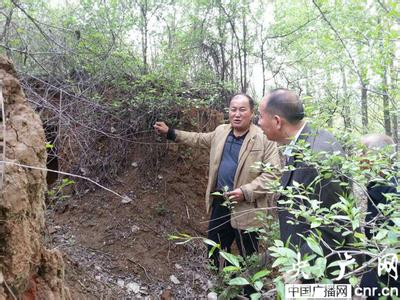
[282,122,307,161]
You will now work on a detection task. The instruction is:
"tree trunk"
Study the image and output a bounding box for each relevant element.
[230,31,234,82]
[383,67,391,136]
[236,30,244,92]
[341,67,351,129]
[217,12,227,82]
[0,8,14,58]
[219,2,243,91]
[242,13,247,93]
[219,43,226,82]
[392,113,398,149]
[140,0,148,74]
[361,83,368,133]
[261,41,266,96]
[390,60,399,148]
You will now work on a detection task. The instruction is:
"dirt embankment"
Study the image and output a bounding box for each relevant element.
[0,54,226,299]
[0,56,69,299]
[46,113,224,298]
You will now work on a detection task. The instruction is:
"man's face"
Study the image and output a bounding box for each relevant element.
[258,97,280,142]
[228,96,253,132]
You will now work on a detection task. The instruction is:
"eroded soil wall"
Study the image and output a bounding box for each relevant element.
[0,56,69,299]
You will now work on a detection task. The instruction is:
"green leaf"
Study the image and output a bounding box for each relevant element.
[252,269,270,282]
[392,218,400,227]
[228,277,250,286]
[306,237,324,256]
[309,200,321,210]
[253,280,263,292]
[223,266,241,273]
[277,247,298,259]
[310,257,327,278]
[311,220,322,228]
[62,178,75,186]
[202,238,218,248]
[354,232,366,240]
[45,142,54,149]
[330,270,340,276]
[349,276,358,286]
[274,278,285,299]
[250,292,262,300]
[375,229,388,240]
[321,278,333,284]
[168,235,183,240]
[327,260,341,268]
[208,245,217,258]
[220,251,240,268]
[272,257,288,268]
[211,191,223,196]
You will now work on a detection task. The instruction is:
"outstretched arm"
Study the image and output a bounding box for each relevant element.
[154,121,216,149]
[153,121,169,135]
[154,121,177,141]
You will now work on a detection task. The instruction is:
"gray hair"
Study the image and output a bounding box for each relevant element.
[264,88,304,124]
[361,134,396,154]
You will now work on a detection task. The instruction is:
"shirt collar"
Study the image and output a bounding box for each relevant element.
[229,129,248,140]
[283,122,307,157]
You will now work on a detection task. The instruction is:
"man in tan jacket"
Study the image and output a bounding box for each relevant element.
[154,94,280,268]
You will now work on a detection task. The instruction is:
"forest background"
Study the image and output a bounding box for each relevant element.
[1,0,399,141]
[1,0,399,298]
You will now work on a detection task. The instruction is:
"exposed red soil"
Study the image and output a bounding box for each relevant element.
[46,141,215,298]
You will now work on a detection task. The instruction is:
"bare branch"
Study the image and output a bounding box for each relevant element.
[264,16,320,39]
[0,8,13,43]
[0,80,5,191]
[10,0,73,52]
[1,160,130,201]
[311,0,363,82]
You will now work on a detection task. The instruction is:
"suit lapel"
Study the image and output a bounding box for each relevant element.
[234,124,256,185]
[213,125,231,167]
[280,124,311,188]
[297,123,312,145]
[280,152,296,188]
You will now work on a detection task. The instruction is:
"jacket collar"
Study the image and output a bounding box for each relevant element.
[283,122,307,157]
[213,123,258,183]
[281,123,311,188]
[297,123,312,144]
[234,124,258,184]
[284,123,310,166]
[238,123,258,158]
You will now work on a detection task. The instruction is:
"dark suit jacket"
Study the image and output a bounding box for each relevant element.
[361,177,400,292]
[278,124,348,257]
[365,177,398,239]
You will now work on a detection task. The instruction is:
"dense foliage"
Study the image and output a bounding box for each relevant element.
[1,0,399,298]
[0,0,398,138]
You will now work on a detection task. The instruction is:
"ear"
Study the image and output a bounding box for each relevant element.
[274,115,282,129]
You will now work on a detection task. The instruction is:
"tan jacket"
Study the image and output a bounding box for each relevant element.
[175,123,280,229]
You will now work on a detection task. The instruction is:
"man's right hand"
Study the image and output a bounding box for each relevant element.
[153,121,169,135]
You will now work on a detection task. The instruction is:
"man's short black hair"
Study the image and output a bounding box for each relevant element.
[265,88,304,124]
[229,93,254,110]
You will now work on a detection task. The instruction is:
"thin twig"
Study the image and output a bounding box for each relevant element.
[311,0,363,81]
[199,206,278,232]
[0,160,130,201]
[185,205,190,219]
[11,0,71,52]
[127,258,153,282]
[0,80,5,191]
[3,278,17,300]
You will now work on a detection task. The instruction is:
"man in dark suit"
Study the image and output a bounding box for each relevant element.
[258,88,350,277]
[360,134,400,299]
